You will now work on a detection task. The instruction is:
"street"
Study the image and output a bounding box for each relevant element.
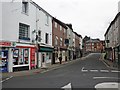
[2,53,119,89]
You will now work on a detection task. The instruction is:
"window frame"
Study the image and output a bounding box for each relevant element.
[45,33,49,44]
[19,23,30,41]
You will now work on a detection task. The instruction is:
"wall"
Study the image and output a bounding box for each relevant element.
[0,2,2,40]
[2,0,36,43]
[118,14,120,45]
[36,8,52,46]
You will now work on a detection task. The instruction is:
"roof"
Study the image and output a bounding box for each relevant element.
[104,12,120,36]
[52,17,68,29]
[86,39,100,43]
[73,31,82,38]
[30,0,53,18]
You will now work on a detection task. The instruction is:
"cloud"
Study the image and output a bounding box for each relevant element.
[34,0,119,40]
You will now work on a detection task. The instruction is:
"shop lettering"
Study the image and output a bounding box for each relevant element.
[0,42,11,46]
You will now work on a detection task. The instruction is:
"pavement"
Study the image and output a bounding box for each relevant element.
[99,53,118,70]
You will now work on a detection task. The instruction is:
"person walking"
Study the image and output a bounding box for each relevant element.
[59,55,62,64]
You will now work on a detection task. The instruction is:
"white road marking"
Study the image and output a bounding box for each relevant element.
[81,67,88,72]
[1,76,13,83]
[100,70,109,72]
[111,70,120,73]
[61,83,72,90]
[95,82,119,89]
[90,70,98,72]
[93,77,120,80]
[81,67,84,71]
[82,70,88,72]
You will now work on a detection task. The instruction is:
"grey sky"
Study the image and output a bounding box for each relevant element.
[33,0,119,40]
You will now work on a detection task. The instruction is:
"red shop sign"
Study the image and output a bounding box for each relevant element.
[0,42,11,47]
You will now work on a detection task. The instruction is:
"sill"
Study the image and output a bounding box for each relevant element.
[19,37,30,41]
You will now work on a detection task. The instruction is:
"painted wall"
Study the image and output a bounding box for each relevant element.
[0,2,2,40]
[36,8,52,46]
[2,0,36,43]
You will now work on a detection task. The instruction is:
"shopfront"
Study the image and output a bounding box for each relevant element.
[0,41,13,72]
[38,46,54,68]
[13,43,36,72]
[0,50,8,72]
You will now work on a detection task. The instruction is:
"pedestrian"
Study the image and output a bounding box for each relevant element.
[59,56,62,64]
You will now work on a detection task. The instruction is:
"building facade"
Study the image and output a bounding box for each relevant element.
[85,39,104,53]
[74,32,82,59]
[52,18,68,64]
[66,24,74,60]
[0,0,53,72]
[32,2,53,68]
[104,12,120,64]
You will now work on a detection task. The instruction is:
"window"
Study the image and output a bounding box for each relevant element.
[13,48,29,65]
[55,22,57,28]
[60,38,63,46]
[45,33,49,44]
[64,28,66,33]
[22,0,29,14]
[60,26,62,31]
[55,36,58,46]
[38,30,41,42]
[46,14,49,25]
[19,23,30,40]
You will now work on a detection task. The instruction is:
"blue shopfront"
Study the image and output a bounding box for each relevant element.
[0,50,8,72]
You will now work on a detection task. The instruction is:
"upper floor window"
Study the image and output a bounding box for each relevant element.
[55,22,57,28]
[19,23,30,40]
[64,28,66,33]
[38,30,42,42]
[45,14,49,25]
[55,36,58,46]
[22,0,29,14]
[60,38,63,46]
[60,26,62,31]
[45,33,49,44]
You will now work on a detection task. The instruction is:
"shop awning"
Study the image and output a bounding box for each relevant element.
[38,47,54,52]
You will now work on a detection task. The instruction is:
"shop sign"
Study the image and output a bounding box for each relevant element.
[0,42,12,47]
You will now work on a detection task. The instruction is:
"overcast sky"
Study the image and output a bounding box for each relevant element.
[33,0,119,40]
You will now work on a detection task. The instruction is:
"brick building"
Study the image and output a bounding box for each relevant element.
[52,17,68,64]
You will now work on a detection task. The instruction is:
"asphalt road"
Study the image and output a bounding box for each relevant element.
[2,53,119,89]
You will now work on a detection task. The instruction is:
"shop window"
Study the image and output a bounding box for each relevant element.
[19,23,30,40]
[49,53,52,59]
[0,50,8,72]
[13,48,29,65]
